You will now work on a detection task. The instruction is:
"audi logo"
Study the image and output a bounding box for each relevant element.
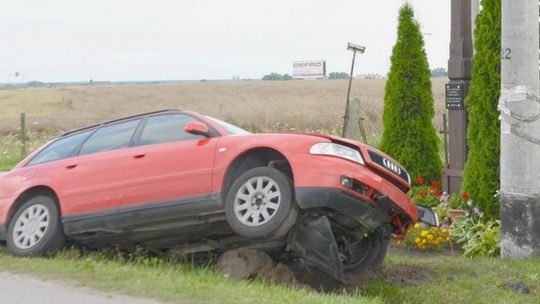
[382,158,401,175]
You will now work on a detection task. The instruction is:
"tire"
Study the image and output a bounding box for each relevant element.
[225,167,297,239]
[337,228,389,276]
[6,195,65,257]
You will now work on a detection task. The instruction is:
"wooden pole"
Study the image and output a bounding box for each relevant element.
[342,50,357,137]
[20,112,27,158]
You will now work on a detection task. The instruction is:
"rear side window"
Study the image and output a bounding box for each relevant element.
[28,131,92,166]
[139,114,203,146]
[79,119,140,156]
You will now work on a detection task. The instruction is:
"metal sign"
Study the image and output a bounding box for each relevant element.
[445,83,465,110]
[292,60,326,78]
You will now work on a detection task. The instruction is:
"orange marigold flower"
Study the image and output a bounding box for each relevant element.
[418,189,426,198]
[431,179,442,188]
[462,192,470,201]
[415,176,425,185]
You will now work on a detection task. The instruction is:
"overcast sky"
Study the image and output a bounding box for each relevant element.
[1,0,450,82]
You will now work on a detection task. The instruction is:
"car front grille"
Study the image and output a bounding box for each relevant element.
[366,149,410,186]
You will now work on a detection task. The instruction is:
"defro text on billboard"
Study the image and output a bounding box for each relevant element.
[292,60,326,78]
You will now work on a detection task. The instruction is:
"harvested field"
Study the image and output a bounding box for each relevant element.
[0,78,447,137]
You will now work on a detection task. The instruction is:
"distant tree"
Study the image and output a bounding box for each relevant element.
[380,4,442,182]
[26,81,46,87]
[430,67,448,77]
[282,74,293,80]
[462,0,501,218]
[262,73,293,81]
[328,72,349,79]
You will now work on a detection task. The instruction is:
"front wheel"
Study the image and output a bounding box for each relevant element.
[6,195,65,256]
[337,228,389,275]
[225,167,297,239]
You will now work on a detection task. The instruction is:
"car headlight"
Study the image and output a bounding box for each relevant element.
[309,143,365,165]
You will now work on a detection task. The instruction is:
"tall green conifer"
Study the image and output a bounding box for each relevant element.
[381,4,442,182]
[462,0,501,218]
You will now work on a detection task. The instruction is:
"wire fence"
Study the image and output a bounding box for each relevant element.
[0,112,384,168]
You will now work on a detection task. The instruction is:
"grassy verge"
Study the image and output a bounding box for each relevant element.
[0,245,538,304]
[365,250,540,304]
[0,247,380,304]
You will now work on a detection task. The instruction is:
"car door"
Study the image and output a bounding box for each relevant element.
[53,119,141,217]
[121,113,218,210]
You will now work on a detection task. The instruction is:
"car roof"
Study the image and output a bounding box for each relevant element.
[60,108,182,137]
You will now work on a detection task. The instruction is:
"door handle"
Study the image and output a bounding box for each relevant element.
[133,154,146,159]
[66,164,78,169]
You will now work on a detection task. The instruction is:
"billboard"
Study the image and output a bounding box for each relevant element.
[292,60,326,78]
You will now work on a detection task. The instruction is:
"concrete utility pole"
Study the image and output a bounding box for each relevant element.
[500,0,540,258]
[443,0,473,194]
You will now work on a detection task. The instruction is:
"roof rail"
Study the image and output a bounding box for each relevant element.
[60,108,181,137]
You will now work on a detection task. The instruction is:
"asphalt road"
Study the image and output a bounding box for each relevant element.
[0,272,166,304]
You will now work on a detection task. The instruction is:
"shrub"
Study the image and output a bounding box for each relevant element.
[409,177,442,207]
[447,192,469,210]
[430,67,447,77]
[261,73,293,81]
[451,218,500,257]
[462,0,501,218]
[328,72,349,79]
[380,4,442,182]
[399,223,451,251]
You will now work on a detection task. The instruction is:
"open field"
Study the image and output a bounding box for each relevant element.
[0,245,537,304]
[0,78,447,136]
[0,78,447,168]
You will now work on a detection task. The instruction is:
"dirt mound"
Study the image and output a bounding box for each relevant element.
[217,248,435,293]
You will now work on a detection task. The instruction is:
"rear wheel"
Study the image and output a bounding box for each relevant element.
[225,167,297,239]
[6,195,65,256]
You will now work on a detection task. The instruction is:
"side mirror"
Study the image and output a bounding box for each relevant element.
[185,121,211,137]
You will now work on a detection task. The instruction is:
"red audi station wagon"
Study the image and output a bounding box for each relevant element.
[0,109,436,280]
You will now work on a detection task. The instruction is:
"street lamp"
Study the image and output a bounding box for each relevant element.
[342,42,365,137]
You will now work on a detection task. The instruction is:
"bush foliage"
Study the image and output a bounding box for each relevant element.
[328,72,349,79]
[381,4,442,182]
[261,73,293,81]
[462,0,501,218]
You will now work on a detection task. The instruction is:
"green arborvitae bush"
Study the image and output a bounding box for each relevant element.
[462,0,501,218]
[380,4,442,182]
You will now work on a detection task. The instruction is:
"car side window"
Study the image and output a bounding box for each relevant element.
[28,130,92,166]
[79,119,140,156]
[139,114,204,146]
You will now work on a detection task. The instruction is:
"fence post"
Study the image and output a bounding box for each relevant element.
[343,98,361,141]
[20,112,27,158]
[358,117,368,144]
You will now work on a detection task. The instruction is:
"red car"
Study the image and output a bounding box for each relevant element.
[0,109,435,280]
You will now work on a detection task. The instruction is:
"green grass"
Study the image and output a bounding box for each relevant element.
[0,247,380,304]
[0,132,51,171]
[0,245,538,304]
[364,251,540,304]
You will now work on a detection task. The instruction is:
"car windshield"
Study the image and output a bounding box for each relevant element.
[206,116,251,135]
